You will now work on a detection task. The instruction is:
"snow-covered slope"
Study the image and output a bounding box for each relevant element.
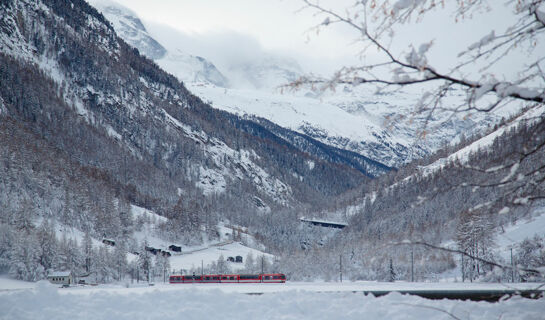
[226,55,303,90]
[156,51,229,87]
[187,83,501,167]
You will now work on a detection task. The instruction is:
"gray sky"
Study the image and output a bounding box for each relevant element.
[104,0,359,74]
[98,0,538,79]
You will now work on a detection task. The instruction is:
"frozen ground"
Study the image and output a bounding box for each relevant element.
[1,280,544,320]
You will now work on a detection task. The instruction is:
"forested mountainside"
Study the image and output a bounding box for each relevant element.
[0,0,392,250]
[270,108,545,281]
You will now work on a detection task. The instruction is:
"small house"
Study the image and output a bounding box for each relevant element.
[227,256,235,262]
[235,255,243,263]
[102,238,116,246]
[168,245,182,253]
[145,246,161,255]
[47,271,74,286]
[161,251,171,257]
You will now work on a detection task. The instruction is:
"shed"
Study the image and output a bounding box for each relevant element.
[145,246,160,255]
[102,238,116,246]
[47,271,74,286]
[235,255,243,263]
[168,245,182,252]
[227,256,235,262]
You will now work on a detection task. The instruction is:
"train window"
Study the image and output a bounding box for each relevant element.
[265,276,270,280]
[213,277,219,280]
[273,276,279,279]
[205,276,210,280]
[230,276,235,280]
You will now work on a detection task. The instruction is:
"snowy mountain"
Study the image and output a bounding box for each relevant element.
[89,0,229,87]
[225,55,304,90]
[88,0,504,168]
[155,51,229,88]
[89,0,166,60]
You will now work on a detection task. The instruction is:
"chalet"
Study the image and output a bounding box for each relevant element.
[235,255,243,263]
[168,245,182,253]
[227,256,235,262]
[145,246,161,255]
[47,271,74,286]
[102,238,116,246]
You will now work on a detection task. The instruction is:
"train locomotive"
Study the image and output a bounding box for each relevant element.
[169,273,286,284]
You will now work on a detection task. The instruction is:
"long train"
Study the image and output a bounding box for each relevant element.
[169,273,286,284]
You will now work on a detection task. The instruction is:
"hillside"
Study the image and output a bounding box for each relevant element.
[0,0,394,281]
[270,107,545,281]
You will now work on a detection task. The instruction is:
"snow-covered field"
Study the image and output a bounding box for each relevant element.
[1,279,544,320]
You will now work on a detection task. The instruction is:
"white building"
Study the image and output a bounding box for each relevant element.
[47,271,74,286]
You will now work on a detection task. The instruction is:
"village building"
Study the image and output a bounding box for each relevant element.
[47,271,74,286]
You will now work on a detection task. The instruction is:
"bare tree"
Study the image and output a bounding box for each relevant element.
[295,0,545,202]
[294,0,544,119]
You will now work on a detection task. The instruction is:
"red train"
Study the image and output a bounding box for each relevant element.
[169,273,286,284]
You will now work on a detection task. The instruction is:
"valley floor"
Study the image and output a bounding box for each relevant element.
[1,279,544,320]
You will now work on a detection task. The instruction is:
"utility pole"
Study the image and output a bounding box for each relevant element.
[410,247,414,282]
[201,260,204,277]
[461,253,465,282]
[339,254,342,283]
[510,247,515,283]
[261,255,264,283]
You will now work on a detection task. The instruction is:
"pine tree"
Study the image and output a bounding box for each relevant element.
[217,254,226,274]
[36,219,58,273]
[245,252,255,273]
[82,232,93,274]
[9,232,44,281]
[388,258,396,282]
[113,240,128,281]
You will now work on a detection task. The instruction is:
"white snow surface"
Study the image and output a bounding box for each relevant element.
[1,280,544,320]
[495,208,545,259]
[169,241,273,273]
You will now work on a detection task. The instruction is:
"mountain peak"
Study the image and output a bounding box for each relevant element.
[88,0,166,60]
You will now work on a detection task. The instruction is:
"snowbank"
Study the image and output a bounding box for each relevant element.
[1,281,544,320]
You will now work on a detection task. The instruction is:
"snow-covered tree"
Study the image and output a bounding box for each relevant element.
[244,252,256,273]
[82,232,93,274]
[296,0,544,114]
[296,0,545,210]
[216,254,227,274]
[36,219,58,272]
[9,232,44,281]
[113,240,128,281]
[137,242,153,282]
[456,211,496,280]
[515,235,545,281]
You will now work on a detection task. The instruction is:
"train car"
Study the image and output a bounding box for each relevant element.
[237,274,261,283]
[261,274,286,283]
[169,273,286,284]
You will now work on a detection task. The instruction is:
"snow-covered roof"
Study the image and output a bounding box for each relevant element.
[48,271,71,277]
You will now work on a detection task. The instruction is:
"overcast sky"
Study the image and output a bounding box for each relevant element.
[100,0,359,74]
[94,0,538,80]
